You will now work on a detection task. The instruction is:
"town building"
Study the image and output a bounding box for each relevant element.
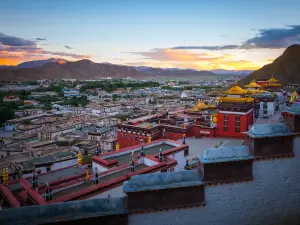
[216,83,254,137]
[3,96,20,102]
[63,89,80,97]
[253,92,278,119]
[3,103,300,225]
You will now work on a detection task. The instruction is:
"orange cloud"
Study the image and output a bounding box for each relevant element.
[0,43,91,66]
[132,48,223,62]
[128,48,275,70]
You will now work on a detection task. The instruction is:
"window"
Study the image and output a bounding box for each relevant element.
[223,121,228,125]
[223,126,228,132]
[235,116,240,121]
[263,110,267,115]
[224,115,228,120]
[235,121,240,126]
[263,104,267,109]
[235,127,240,132]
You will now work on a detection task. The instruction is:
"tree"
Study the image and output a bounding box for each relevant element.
[23,119,31,125]
[0,107,14,125]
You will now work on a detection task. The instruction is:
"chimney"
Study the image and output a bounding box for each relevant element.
[198,146,253,183]
[282,102,300,132]
[244,123,295,157]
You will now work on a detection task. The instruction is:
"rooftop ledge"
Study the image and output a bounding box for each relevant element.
[0,197,127,225]
[244,123,298,138]
[123,170,203,193]
[198,146,253,164]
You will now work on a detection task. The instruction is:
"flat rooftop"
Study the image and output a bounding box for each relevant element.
[27,166,83,186]
[182,137,243,159]
[106,143,173,165]
[52,164,148,200]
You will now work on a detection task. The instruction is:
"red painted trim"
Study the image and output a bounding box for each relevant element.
[20,178,46,205]
[26,188,46,205]
[144,155,161,163]
[7,179,20,185]
[92,156,118,167]
[99,139,163,157]
[26,164,84,180]
[0,184,21,208]
[51,162,168,202]
[38,172,86,191]
[18,190,27,205]
[20,178,32,189]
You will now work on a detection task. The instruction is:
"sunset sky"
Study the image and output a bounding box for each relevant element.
[1,0,300,70]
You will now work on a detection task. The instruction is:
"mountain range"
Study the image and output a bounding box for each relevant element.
[238,44,300,86]
[1,44,300,83]
[0,58,250,82]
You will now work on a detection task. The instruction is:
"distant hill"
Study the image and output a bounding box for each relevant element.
[238,45,300,86]
[0,58,248,82]
[15,58,68,68]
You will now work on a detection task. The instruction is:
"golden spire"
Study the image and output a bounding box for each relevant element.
[245,78,261,89]
[290,91,298,102]
[224,82,247,95]
[266,75,279,83]
[78,151,82,165]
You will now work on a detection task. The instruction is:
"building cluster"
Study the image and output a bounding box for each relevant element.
[1,75,300,225]
[1,96,300,225]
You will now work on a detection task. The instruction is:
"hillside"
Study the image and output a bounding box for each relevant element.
[0,59,238,82]
[0,60,143,81]
[238,44,300,86]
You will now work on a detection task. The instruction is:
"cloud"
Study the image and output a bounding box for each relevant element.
[35,38,47,41]
[65,45,73,49]
[0,32,90,65]
[172,25,300,50]
[130,48,225,62]
[172,45,239,50]
[0,32,36,47]
[242,25,300,48]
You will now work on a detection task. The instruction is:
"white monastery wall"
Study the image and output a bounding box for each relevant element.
[129,136,300,225]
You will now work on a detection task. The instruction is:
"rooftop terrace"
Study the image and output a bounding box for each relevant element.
[52,164,148,200]
[27,166,83,186]
[105,143,173,165]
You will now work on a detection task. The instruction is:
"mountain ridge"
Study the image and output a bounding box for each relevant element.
[238,44,300,85]
[0,58,247,81]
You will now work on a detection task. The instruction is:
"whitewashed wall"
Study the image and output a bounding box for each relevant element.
[51,159,77,171]
[92,162,108,173]
[129,137,300,225]
[143,157,159,167]
[172,151,186,172]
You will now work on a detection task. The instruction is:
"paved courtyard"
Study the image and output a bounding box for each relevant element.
[182,137,244,159]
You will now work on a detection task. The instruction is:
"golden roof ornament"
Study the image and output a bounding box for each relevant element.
[224,82,247,95]
[245,78,261,88]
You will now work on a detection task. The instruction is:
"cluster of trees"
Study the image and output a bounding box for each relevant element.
[0,102,19,125]
[80,81,160,93]
[60,96,89,107]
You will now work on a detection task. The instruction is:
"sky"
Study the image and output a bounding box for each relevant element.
[0,0,300,70]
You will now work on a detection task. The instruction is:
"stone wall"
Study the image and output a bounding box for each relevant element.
[129,137,300,225]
